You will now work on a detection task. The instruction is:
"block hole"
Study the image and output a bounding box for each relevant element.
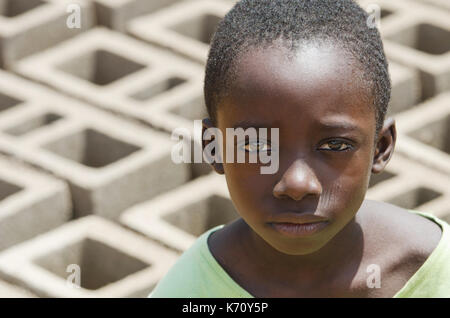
[380,9,393,19]
[0,179,23,201]
[56,50,146,86]
[387,187,442,210]
[368,171,397,188]
[162,194,239,236]
[33,238,151,290]
[169,13,222,44]
[0,92,23,112]
[0,0,44,18]
[42,128,141,168]
[408,114,450,155]
[387,23,450,55]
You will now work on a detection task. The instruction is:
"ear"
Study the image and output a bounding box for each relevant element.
[372,117,397,174]
[202,118,224,175]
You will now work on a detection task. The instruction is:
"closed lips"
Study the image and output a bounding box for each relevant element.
[268,212,328,225]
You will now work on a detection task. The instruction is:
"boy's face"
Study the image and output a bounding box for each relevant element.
[203,40,395,255]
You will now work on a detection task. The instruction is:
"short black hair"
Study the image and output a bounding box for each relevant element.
[204,0,391,142]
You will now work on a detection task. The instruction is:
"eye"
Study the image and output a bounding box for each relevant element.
[242,140,271,153]
[319,139,354,152]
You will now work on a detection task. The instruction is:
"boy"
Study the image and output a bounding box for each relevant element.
[150,0,450,297]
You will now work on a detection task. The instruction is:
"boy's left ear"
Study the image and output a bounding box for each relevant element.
[372,117,397,174]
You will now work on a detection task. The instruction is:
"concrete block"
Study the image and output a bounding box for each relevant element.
[357,0,408,22]
[13,27,208,136]
[0,0,95,68]
[388,61,421,116]
[0,70,192,219]
[0,280,36,297]
[92,0,184,32]
[0,215,179,297]
[0,154,71,251]
[127,0,233,64]
[121,173,239,252]
[394,92,450,176]
[369,0,450,99]
[366,152,450,220]
[412,0,450,11]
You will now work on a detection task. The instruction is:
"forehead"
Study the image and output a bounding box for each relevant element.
[217,41,374,131]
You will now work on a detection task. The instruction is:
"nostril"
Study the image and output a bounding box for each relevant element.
[272,182,287,199]
[273,183,306,201]
[272,178,322,201]
[273,160,322,200]
[273,193,291,200]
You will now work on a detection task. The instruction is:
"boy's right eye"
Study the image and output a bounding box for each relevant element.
[241,140,271,153]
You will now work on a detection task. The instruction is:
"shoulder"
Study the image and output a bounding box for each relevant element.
[355,200,449,296]
[149,225,226,298]
[361,199,443,258]
[360,200,444,276]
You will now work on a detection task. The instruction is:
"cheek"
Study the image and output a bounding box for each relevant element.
[223,164,268,218]
[319,177,366,217]
[318,155,371,220]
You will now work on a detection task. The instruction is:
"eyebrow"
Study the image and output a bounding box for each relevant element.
[232,120,279,129]
[316,120,363,132]
[231,119,363,132]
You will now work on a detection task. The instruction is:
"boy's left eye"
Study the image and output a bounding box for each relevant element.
[319,140,353,152]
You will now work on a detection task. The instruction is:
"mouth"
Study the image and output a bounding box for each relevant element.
[269,211,329,224]
[269,221,329,238]
[267,212,330,238]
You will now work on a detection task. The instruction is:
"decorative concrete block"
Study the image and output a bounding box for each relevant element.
[121,173,239,252]
[0,215,179,297]
[366,152,450,220]
[388,61,421,116]
[93,0,184,32]
[394,92,450,176]
[127,0,233,64]
[0,155,71,251]
[0,0,95,68]
[0,70,192,219]
[0,280,36,298]
[13,28,207,136]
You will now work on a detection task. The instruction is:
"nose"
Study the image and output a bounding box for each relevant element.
[273,159,322,201]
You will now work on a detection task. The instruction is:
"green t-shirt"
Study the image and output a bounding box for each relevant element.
[149,209,450,298]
